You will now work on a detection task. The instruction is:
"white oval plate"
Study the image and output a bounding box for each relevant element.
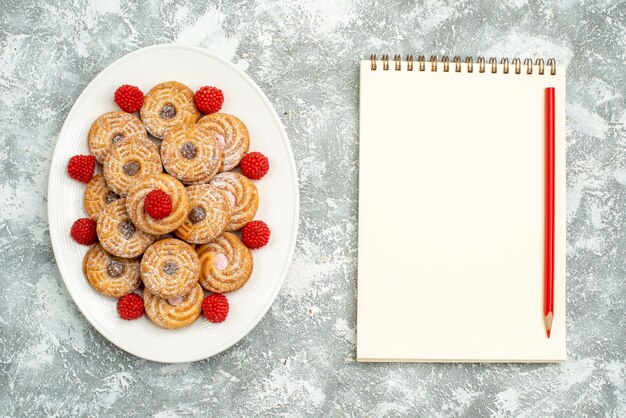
[48,44,299,363]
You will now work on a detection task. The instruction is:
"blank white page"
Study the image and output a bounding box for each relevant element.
[357,59,566,362]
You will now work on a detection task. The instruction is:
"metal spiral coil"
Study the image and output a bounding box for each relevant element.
[370,54,556,75]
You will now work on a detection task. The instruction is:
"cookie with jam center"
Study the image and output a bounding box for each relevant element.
[210,172,258,231]
[82,243,141,297]
[175,184,231,244]
[160,124,223,184]
[196,232,253,294]
[97,198,156,258]
[140,81,200,139]
[144,282,203,329]
[103,137,162,196]
[84,174,121,221]
[88,111,147,163]
[197,113,250,171]
[140,238,200,299]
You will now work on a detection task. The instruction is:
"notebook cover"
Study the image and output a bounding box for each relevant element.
[357,59,566,362]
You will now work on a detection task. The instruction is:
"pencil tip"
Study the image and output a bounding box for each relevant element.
[544,312,554,338]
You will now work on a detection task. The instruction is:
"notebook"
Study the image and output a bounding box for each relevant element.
[357,55,566,362]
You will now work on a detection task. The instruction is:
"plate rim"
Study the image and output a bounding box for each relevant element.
[47,43,300,363]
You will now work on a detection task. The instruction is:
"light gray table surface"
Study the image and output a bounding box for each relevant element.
[1,0,624,416]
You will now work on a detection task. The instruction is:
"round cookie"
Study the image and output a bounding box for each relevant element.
[84,174,121,221]
[196,113,250,171]
[196,232,253,293]
[97,199,156,258]
[174,184,231,244]
[88,111,147,163]
[210,172,259,231]
[144,282,204,329]
[82,244,141,297]
[140,81,200,139]
[140,238,200,299]
[103,136,162,196]
[160,124,223,184]
[125,174,189,235]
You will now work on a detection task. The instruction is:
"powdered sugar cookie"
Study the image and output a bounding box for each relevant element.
[144,282,203,329]
[160,124,223,184]
[97,199,156,258]
[140,81,199,139]
[82,244,140,297]
[210,172,258,231]
[196,113,250,171]
[196,232,253,293]
[174,184,231,244]
[88,111,147,163]
[103,136,162,196]
[141,238,200,299]
[84,174,120,221]
[125,174,189,235]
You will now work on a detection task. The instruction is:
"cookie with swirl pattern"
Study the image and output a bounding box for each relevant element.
[103,137,162,196]
[125,174,189,235]
[83,174,121,221]
[140,81,200,139]
[174,184,231,244]
[196,232,253,293]
[140,238,200,299]
[88,111,147,163]
[160,123,223,184]
[97,199,156,258]
[82,243,141,297]
[210,172,258,231]
[196,113,250,171]
[144,282,204,329]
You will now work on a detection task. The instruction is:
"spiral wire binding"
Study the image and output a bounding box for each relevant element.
[454,56,461,72]
[369,54,556,75]
[524,58,533,74]
[477,56,485,73]
[489,57,497,73]
[442,55,449,72]
[501,58,509,74]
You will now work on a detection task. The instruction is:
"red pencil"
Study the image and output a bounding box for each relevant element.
[544,87,555,338]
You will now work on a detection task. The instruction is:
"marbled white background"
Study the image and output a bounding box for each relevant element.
[0,0,624,416]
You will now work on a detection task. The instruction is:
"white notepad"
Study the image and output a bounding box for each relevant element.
[357,56,566,362]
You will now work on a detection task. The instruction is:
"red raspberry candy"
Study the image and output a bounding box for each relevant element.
[143,189,172,219]
[240,152,269,180]
[202,293,229,323]
[114,84,144,113]
[70,218,97,245]
[117,293,144,320]
[241,220,270,249]
[67,155,96,183]
[194,86,224,114]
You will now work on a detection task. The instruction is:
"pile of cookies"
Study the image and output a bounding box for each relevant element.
[67,81,270,329]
